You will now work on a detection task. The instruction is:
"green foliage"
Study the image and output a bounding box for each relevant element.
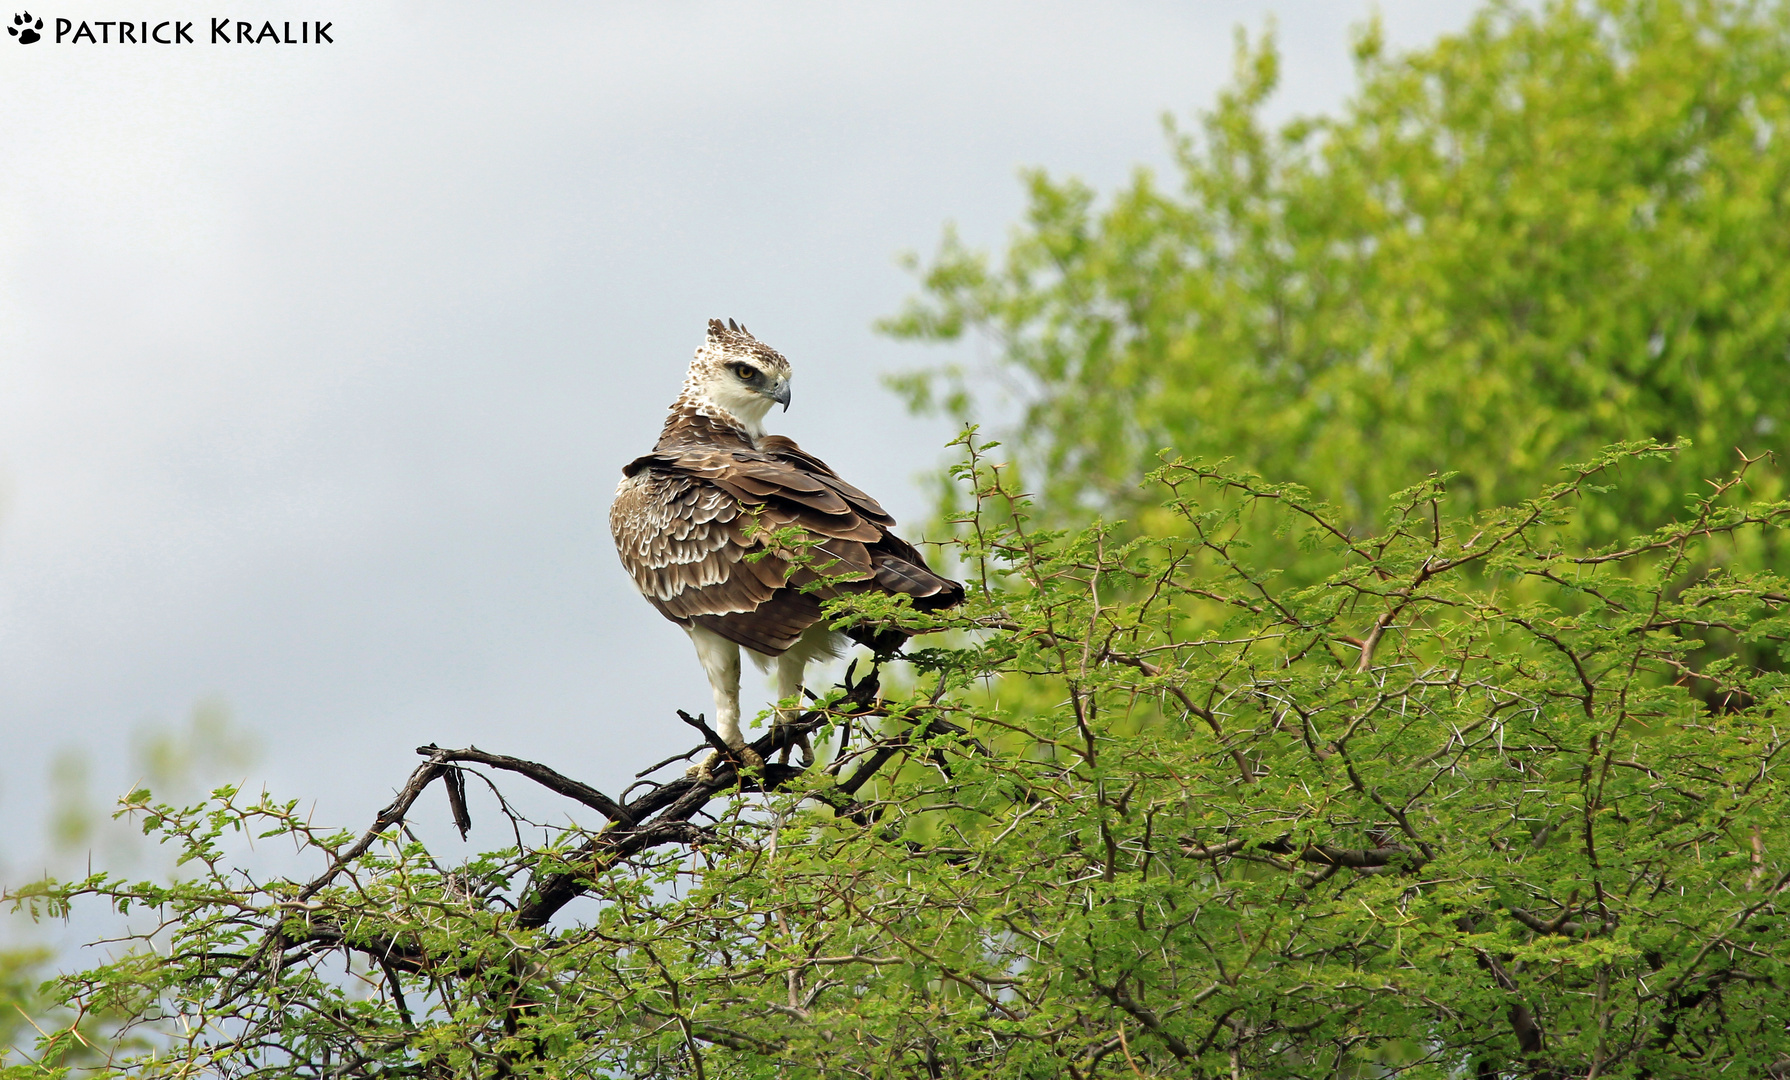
[881,0,1790,539]
[0,949,54,1057]
[3,700,261,1067]
[42,698,258,859]
[8,437,1790,1078]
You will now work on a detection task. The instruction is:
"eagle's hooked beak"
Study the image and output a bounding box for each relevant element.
[772,379,792,411]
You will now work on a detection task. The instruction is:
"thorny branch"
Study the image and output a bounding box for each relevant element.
[19,441,1790,1079]
[257,663,900,971]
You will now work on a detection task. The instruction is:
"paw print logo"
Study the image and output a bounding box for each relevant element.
[9,11,42,43]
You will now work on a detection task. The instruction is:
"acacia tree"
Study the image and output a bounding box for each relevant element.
[7,436,1790,1078]
[881,0,1790,539]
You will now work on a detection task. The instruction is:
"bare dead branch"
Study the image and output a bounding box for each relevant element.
[415,745,638,826]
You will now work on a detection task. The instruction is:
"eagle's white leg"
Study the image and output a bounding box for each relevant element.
[773,651,814,767]
[686,624,762,778]
[769,623,839,766]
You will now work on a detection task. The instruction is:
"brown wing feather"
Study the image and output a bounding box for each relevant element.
[755,435,893,519]
[611,435,961,656]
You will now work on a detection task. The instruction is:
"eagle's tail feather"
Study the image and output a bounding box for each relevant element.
[865,533,965,609]
[869,555,964,609]
[839,548,967,656]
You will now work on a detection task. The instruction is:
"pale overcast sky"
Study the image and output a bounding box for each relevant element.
[0,1,1485,879]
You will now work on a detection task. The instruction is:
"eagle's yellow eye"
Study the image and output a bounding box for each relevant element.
[732,363,758,382]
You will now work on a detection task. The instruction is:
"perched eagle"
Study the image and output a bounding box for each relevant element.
[610,319,963,776]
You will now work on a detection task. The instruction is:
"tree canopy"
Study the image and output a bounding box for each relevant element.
[5,439,1790,1078]
[882,0,1790,538]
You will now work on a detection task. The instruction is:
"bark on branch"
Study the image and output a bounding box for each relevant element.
[264,662,895,980]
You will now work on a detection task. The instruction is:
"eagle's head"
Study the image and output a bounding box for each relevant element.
[680,318,794,437]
